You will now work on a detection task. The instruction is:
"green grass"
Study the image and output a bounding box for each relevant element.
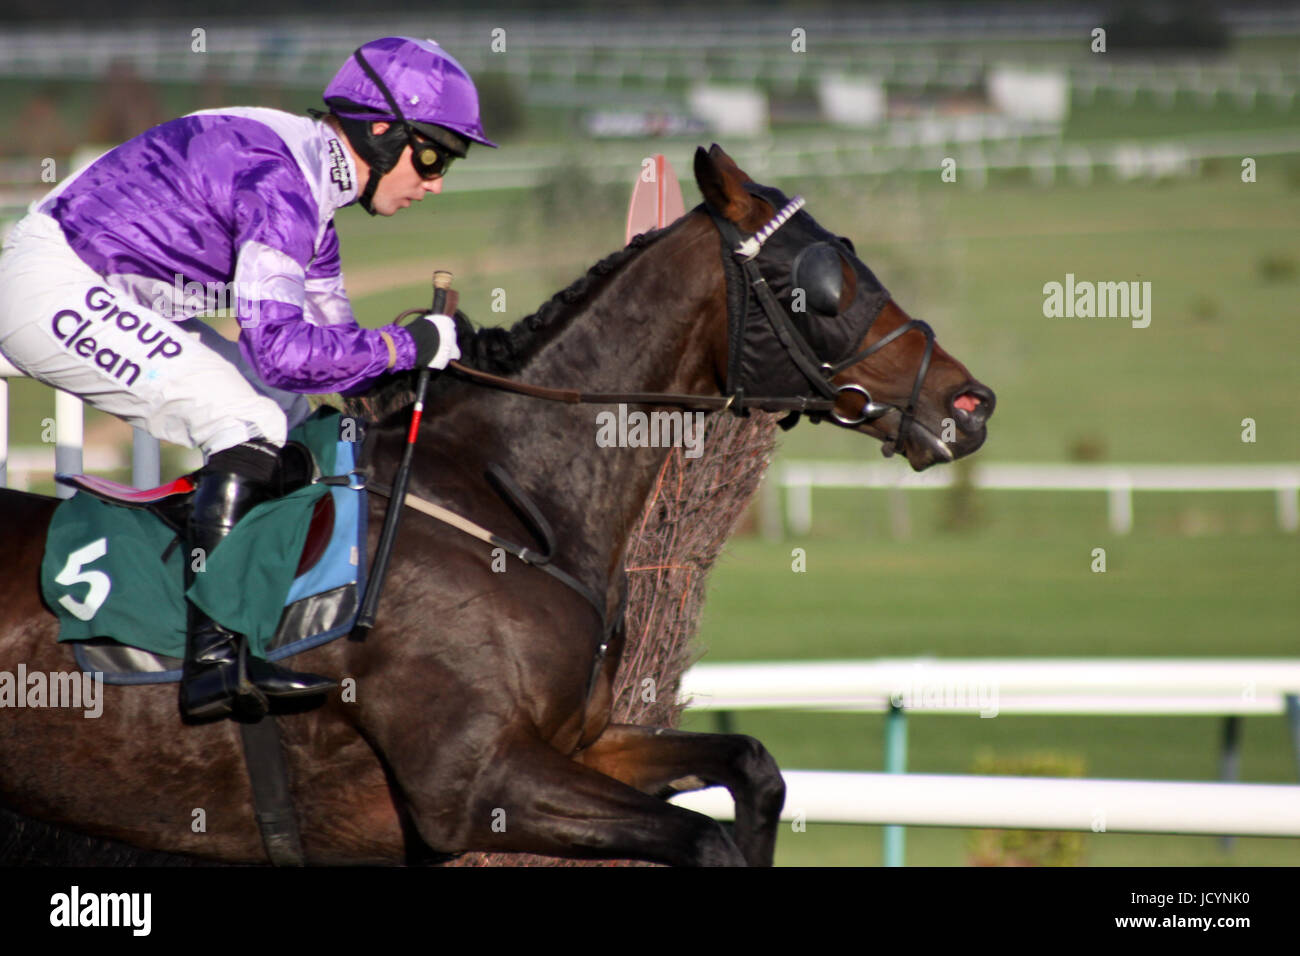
[1065,95,1300,140]
[695,534,1297,660]
[681,531,1299,866]
[770,172,1300,465]
[338,169,1300,471]
[760,826,1300,867]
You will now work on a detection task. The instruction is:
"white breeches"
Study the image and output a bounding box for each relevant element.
[0,211,301,458]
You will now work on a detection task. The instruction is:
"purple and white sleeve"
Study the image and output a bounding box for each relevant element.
[231,172,416,393]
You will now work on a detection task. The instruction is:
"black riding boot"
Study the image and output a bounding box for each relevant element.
[179,447,336,720]
[179,467,267,719]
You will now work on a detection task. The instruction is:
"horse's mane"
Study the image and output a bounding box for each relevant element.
[342,228,672,425]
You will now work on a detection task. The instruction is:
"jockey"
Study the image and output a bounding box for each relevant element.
[0,36,496,720]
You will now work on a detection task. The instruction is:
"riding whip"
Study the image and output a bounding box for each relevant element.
[353,270,452,638]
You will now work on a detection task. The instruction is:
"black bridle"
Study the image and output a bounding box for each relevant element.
[445,187,937,456]
[705,187,936,454]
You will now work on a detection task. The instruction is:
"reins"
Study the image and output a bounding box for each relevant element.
[428,194,934,445]
[443,361,835,416]
[388,305,833,415]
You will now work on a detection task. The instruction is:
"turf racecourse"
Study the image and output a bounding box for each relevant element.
[682,532,1298,866]
[2,91,1296,865]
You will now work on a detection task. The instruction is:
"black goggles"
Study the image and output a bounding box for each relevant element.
[408,131,453,179]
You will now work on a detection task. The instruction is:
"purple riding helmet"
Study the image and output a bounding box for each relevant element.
[321,36,497,213]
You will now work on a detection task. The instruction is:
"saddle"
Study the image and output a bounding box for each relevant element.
[43,411,368,683]
[58,462,335,579]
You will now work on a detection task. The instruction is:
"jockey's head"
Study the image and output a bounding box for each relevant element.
[320,36,497,215]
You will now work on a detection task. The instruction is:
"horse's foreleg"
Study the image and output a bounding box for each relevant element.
[425,736,747,866]
[572,725,785,867]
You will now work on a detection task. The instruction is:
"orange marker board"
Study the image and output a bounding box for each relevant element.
[625,154,686,245]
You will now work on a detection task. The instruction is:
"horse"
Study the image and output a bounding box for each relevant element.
[0,145,994,867]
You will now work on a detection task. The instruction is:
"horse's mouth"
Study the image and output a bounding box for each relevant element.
[888,415,986,471]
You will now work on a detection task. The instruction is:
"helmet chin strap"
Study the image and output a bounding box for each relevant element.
[349,121,405,215]
[357,155,397,215]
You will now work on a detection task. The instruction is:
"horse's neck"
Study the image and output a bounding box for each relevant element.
[526,221,718,395]
[437,217,722,591]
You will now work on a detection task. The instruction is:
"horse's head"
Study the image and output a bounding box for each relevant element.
[694,145,994,470]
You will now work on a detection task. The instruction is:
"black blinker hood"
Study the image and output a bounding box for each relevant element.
[710,182,893,405]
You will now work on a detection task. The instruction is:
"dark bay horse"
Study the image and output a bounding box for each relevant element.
[0,146,994,866]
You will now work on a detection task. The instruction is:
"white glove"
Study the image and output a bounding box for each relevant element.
[411,313,462,370]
